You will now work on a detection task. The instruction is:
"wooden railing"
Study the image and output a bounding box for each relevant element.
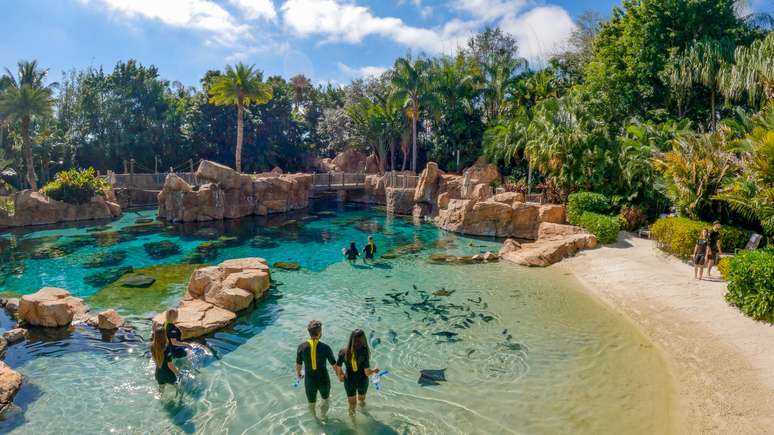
[312,173,367,189]
[384,172,419,189]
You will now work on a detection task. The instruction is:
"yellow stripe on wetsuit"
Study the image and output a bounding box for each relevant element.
[350,351,358,372]
[308,338,318,370]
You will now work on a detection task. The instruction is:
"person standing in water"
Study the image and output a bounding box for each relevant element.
[164,309,192,358]
[344,242,359,262]
[336,329,380,415]
[362,236,377,262]
[151,323,180,386]
[296,320,338,419]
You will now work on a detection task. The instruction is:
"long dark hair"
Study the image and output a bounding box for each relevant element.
[150,323,168,368]
[345,329,369,363]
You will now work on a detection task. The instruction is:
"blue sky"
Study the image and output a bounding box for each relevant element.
[0,0,768,87]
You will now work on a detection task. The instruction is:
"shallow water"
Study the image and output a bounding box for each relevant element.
[0,203,675,434]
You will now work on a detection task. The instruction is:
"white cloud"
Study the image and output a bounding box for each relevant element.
[281,0,473,54]
[229,0,277,21]
[337,62,388,78]
[450,0,528,22]
[81,0,251,46]
[500,5,576,66]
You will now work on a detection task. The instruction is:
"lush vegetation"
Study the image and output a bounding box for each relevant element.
[567,192,619,244]
[651,217,749,259]
[724,249,774,322]
[40,167,111,204]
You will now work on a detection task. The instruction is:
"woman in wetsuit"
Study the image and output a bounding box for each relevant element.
[151,323,180,386]
[164,309,191,358]
[336,329,380,415]
[344,242,359,262]
[692,228,710,280]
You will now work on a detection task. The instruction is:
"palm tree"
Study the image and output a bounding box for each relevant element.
[347,92,403,174]
[390,56,439,173]
[289,74,312,113]
[721,31,774,107]
[208,63,273,172]
[0,60,55,189]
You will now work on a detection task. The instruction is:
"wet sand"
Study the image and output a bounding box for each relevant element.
[558,234,774,434]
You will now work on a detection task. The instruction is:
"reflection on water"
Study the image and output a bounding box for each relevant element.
[0,203,675,434]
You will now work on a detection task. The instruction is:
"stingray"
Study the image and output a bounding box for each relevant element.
[502,329,508,335]
[432,331,459,338]
[412,284,418,290]
[371,337,382,347]
[388,329,398,343]
[479,314,495,322]
[433,288,455,297]
[467,297,482,304]
[412,329,423,336]
[418,368,447,386]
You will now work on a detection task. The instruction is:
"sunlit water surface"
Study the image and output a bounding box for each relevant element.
[0,203,675,434]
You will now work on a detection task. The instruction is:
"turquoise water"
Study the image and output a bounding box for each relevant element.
[0,203,675,434]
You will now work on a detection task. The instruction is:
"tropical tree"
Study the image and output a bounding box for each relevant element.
[390,56,439,173]
[289,74,312,112]
[208,63,273,172]
[721,31,774,108]
[0,60,55,189]
[347,93,403,174]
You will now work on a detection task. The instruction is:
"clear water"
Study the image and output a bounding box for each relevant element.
[0,203,675,434]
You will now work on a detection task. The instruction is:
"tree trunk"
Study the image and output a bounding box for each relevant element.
[235,104,244,173]
[709,90,716,132]
[21,116,37,190]
[389,140,395,171]
[411,114,417,174]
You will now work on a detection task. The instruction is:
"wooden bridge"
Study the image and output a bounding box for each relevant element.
[311,172,420,191]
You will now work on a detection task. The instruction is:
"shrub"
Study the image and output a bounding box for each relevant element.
[651,217,750,259]
[41,168,111,205]
[577,211,620,244]
[724,250,774,322]
[717,256,732,280]
[618,206,648,231]
[567,192,611,224]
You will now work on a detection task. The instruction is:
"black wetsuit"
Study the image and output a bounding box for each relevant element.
[708,230,720,262]
[337,348,370,397]
[296,339,336,403]
[694,239,708,265]
[166,323,187,358]
[363,242,376,260]
[345,247,359,261]
[155,347,177,385]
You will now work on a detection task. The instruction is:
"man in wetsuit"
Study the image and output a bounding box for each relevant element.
[165,308,191,358]
[296,320,339,419]
[706,221,723,277]
[362,236,377,262]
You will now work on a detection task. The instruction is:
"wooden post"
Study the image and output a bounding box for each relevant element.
[189,159,194,174]
[154,156,159,174]
[129,158,136,209]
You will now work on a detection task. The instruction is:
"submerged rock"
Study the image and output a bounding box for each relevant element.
[1,328,27,344]
[84,266,134,287]
[143,240,181,259]
[0,361,22,415]
[120,274,155,288]
[18,287,89,327]
[382,242,424,259]
[83,250,127,268]
[273,261,300,271]
[250,236,280,249]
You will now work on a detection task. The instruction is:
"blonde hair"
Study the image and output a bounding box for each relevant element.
[150,323,168,368]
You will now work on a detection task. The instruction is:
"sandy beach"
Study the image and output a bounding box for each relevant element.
[558,234,774,434]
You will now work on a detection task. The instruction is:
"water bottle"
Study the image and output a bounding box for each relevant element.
[293,371,304,388]
[370,369,390,391]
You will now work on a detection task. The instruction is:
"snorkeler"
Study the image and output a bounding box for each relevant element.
[362,236,377,261]
[343,242,359,262]
[151,323,180,386]
[336,329,380,415]
[164,308,192,358]
[296,320,338,419]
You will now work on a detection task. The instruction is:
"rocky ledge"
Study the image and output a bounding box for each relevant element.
[0,190,121,229]
[499,223,598,267]
[158,160,312,222]
[14,287,126,330]
[152,258,271,339]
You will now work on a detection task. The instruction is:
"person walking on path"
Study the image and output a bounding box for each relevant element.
[706,221,723,278]
[692,229,711,280]
[295,320,339,419]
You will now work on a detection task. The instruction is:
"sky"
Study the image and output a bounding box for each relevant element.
[0,0,770,88]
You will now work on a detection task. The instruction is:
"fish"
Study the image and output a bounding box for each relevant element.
[433,289,456,297]
[466,349,476,358]
[412,284,418,290]
[499,342,523,351]
[412,329,423,336]
[506,334,513,341]
[479,314,495,322]
[502,329,508,335]
[418,368,447,386]
[467,297,482,304]
[432,331,459,338]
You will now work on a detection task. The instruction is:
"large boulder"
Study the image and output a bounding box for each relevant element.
[0,190,122,229]
[364,154,381,174]
[462,158,500,186]
[18,287,89,327]
[331,149,368,173]
[0,361,22,415]
[153,299,236,340]
[414,162,442,204]
[501,233,597,267]
[386,187,415,215]
[97,309,125,330]
[195,160,246,190]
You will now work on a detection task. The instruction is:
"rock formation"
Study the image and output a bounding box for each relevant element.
[435,198,565,239]
[153,258,272,339]
[0,361,22,415]
[97,309,125,330]
[386,187,416,215]
[500,223,598,267]
[18,287,90,327]
[0,190,121,229]
[158,160,312,222]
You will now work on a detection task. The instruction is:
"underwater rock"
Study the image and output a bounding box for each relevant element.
[0,361,22,415]
[250,236,280,249]
[83,250,127,268]
[143,240,181,259]
[418,368,447,386]
[120,221,165,237]
[88,264,200,315]
[382,242,424,259]
[97,309,125,330]
[193,227,220,240]
[86,225,112,233]
[273,261,300,271]
[120,274,156,288]
[18,287,90,327]
[92,230,135,248]
[194,241,222,261]
[84,266,134,287]
[134,218,154,224]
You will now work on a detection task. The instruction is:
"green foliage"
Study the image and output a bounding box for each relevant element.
[651,216,750,259]
[717,256,732,280]
[40,167,111,204]
[724,249,774,322]
[567,192,611,224]
[618,206,648,231]
[577,211,620,244]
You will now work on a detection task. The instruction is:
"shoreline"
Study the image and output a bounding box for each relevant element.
[557,234,774,434]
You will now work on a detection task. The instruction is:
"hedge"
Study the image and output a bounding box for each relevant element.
[651,217,750,259]
[41,168,111,205]
[724,250,774,322]
[567,192,610,224]
[577,211,620,244]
